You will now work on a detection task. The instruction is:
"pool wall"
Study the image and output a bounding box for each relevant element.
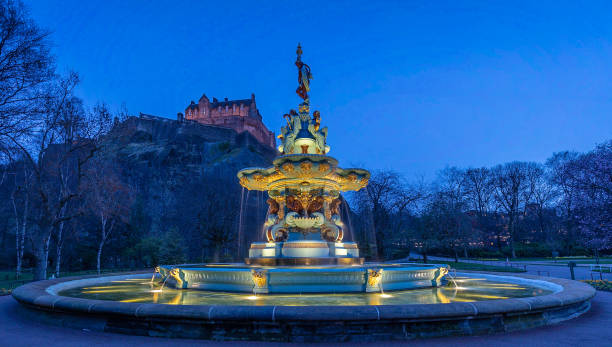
[158,263,449,293]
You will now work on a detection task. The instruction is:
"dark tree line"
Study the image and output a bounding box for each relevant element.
[0,0,259,276]
[350,141,611,263]
[0,1,128,279]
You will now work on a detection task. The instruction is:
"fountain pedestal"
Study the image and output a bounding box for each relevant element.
[246,240,362,265]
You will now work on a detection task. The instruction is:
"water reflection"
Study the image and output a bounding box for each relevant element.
[58,276,552,306]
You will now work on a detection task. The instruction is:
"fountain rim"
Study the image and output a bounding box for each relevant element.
[13,271,593,317]
[11,271,595,341]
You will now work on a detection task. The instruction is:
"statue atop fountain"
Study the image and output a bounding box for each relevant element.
[295,43,312,103]
[238,45,370,265]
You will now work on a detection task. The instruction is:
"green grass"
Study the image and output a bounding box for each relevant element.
[582,280,612,292]
[591,267,612,273]
[0,271,34,281]
[472,257,612,264]
[0,271,34,294]
[557,259,612,265]
[412,261,526,273]
[0,268,144,296]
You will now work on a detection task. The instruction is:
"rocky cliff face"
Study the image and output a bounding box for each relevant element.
[102,115,277,261]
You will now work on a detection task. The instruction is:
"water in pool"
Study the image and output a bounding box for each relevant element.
[58,275,554,306]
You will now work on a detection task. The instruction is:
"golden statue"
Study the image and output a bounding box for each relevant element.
[295,43,312,101]
[313,110,321,132]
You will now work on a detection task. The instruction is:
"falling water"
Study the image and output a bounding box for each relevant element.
[155,275,170,293]
[262,210,271,240]
[242,190,250,256]
[261,193,270,240]
[367,203,378,258]
[238,187,245,257]
[444,269,459,300]
[341,200,355,242]
[255,191,261,244]
[447,269,458,288]
[378,276,392,298]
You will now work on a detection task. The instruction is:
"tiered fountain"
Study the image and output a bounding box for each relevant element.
[156,45,449,293]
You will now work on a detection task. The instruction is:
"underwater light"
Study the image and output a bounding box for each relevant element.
[246,295,259,300]
[150,289,163,293]
[380,294,392,298]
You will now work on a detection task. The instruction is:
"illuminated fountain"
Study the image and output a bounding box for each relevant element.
[240,45,370,266]
[12,45,595,342]
[155,45,449,294]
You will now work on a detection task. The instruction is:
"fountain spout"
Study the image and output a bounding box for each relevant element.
[251,269,269,294]
[366,268,384,293]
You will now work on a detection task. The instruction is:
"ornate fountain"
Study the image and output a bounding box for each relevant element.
[238,44,369,266]
[158,45,449,293]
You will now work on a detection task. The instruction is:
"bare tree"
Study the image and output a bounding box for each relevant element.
[546,151,580,254]
[411,192,448,263]
[436,167,471,261]
[490,162,537,258]
[7,73,112,280]
[353,170,425,260]
[464,167,493,216]
[0,0,54,150]
[83,158,132,274]
[363,171,402,259]
[53,207,70,277]
[196,176,238,262]
[391,179,426,252]
[9,159,31,278]
[525,163,559,253]
[560,141,612,263]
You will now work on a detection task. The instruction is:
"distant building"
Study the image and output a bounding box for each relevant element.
[182,93,275,149]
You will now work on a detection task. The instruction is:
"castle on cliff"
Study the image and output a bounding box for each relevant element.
[180,93,275,149]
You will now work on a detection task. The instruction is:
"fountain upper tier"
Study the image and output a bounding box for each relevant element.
[238,98,369,195]
[238,154,370,193]
[236,102,369,253]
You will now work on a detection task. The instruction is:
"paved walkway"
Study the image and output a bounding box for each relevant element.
[2,291,611,346]
[406,254,612,281]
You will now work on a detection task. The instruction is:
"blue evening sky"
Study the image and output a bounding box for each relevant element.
[26,1,612,178]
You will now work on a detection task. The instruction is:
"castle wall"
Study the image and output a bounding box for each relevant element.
[184,94,275,149]
[133,114,239,145]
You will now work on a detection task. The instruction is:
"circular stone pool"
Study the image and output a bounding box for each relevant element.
[12,272,595,342]
[57,274,556,306]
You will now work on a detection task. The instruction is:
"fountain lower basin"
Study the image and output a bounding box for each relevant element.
[12,271,595,341]
[157,263,449,293]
